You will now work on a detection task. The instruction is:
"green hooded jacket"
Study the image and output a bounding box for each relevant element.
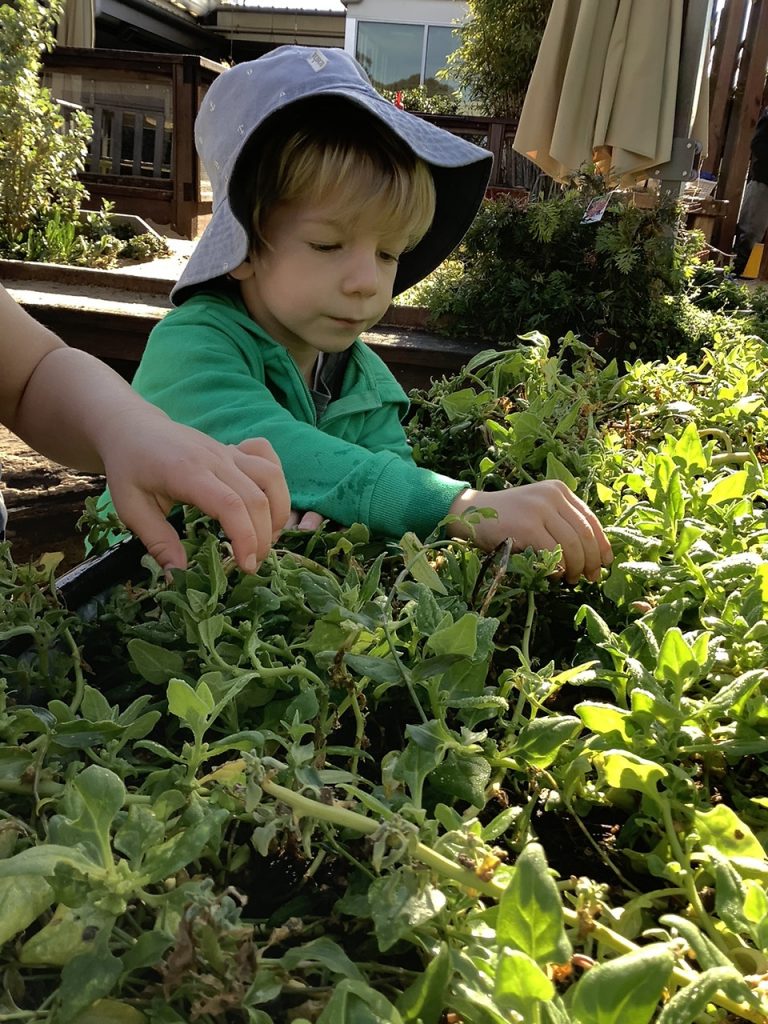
[106,290,466,540]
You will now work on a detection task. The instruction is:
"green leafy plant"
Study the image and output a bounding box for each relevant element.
[1,326,768,1022]
[0,0,92,246]
[446,0,554,118]
[406,175,723,360]
[8,199,171,268]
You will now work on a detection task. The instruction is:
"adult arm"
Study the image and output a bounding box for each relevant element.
[0,285,289,570]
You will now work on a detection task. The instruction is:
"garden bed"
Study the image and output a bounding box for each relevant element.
[1,329,767,1024]
[0,425,101,570]
[3,259,478,392]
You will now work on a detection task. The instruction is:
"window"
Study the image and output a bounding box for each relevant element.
[355,21,459,95]
[425,25,460,95]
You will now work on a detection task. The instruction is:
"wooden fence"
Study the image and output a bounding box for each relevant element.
[42,47,223,239]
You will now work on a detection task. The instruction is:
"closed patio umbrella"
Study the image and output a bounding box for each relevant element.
[513,0,711,187]
[56,0,95,48]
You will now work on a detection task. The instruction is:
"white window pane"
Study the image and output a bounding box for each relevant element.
[425,25,460,95]
[356,21,424,91]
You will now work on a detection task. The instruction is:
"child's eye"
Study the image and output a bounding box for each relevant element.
[379,251,401,263]
[309,242,339,252]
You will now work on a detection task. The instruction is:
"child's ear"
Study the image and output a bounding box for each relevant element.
[229,259,255,281]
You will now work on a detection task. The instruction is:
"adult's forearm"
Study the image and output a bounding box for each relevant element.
[13,345,164,473]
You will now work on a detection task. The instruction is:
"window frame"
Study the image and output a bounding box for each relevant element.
[353,19,459,92]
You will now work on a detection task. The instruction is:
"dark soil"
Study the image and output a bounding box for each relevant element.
[0,424,102,571]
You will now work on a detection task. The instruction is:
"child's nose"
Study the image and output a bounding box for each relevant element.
[341,250,380,297]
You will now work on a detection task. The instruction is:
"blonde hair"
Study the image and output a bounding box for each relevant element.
[235,98,436,253]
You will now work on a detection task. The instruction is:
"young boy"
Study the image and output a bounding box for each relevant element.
[0,283,289,572]
[120,45,612,584]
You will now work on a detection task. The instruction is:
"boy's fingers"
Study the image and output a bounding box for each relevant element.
[548,518,586,584]
[563,491,613,565]
[562,510,603,581]
[200,479,274,570]
[297,511,324,531]
[156,471,272,571]
[283,510,324,532]
[236,437,281,465]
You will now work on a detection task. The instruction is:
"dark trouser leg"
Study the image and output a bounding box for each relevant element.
[734,179,768,275]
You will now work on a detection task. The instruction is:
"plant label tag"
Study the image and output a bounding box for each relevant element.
[581,192,615,225]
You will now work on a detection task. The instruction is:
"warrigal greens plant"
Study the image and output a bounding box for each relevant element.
[0,328,767,1023]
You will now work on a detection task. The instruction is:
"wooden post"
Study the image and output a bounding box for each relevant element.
[711,0,768,251]
[704,0,749,175]
[171,57,199,239]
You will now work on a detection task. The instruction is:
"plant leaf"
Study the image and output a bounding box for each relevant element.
[497,842,571,965]
[571,943,673,1024]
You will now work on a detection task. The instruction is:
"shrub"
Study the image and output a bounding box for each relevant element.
[381,86,461,115]
[0,0,92,246]
[408,176,716,360]
[445,0,553,117]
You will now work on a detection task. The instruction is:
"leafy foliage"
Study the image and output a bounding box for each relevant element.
[446,0,553,117]
[2,200,171,269]
[407,177,721,360]
[0,5,168,269]
[1,328,768,1023]
[0,0,92,245]
[689,263,768,341]
[380,86,461,115]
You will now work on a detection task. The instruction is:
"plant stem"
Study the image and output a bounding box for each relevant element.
[383,567,428,724]
[261,777,502,898]
[659,798,727,951]
[64,626,85,714]
[260,778,768,1024]
[710,451,752,466]
[522,590,536,665]
[479,537,514,617]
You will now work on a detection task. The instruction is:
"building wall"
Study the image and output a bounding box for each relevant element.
[214,9,344,47]
[344,0,467,25]
[344,0,467,93]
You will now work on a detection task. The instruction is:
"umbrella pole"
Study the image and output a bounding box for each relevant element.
[654,0,713,214]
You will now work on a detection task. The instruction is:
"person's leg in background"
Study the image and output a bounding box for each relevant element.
[734,179,768,276]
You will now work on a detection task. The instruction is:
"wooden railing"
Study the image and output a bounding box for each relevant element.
[414,112,552,195]
[42,48,224,239]
[41,55,547,234]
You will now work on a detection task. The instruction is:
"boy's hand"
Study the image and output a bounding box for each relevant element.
[283,510,325,531]
[447,482,613,584]
[103,419,290,573]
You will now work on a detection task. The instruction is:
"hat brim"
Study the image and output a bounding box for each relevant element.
[172,87,492,305]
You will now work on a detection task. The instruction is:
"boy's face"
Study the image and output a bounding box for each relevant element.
[232,196,410,381]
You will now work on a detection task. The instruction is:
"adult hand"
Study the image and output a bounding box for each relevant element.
[448,481,613,584]
[103,417,290,572]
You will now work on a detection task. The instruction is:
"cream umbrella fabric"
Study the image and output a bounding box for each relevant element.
[56,0,96,48]
[513,0,710,185]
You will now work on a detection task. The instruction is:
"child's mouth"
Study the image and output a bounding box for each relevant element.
[329,316,365,329]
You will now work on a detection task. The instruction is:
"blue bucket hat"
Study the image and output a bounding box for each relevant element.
[171,45,492,305]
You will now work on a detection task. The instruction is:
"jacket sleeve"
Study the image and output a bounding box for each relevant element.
[131,315,465,540]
